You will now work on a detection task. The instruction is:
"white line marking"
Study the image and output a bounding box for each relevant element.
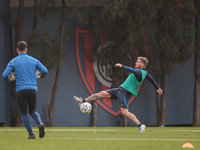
[1,129,199,133]
[164,130,200,132]
[43,138,200,141]
[0,129,115,132]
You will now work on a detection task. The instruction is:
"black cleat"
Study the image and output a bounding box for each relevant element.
[38,123,45,138]
[28,133,35,139]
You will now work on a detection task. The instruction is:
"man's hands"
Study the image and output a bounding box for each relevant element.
[115,63,122,68]
[157,88,163,95]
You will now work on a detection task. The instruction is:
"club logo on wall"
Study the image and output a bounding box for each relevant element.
[93,41,117,87]
[75,28,147,116]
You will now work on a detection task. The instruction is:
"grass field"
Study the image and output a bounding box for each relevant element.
[0,127,199,150]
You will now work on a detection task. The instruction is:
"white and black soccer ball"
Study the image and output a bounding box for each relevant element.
[80,102,92,114]
[8,72,16,81]
[8,69,41,82]
[36,69,41,79]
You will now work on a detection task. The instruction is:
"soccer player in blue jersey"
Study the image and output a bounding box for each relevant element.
[2,41,48,139]
[74,56,162,133]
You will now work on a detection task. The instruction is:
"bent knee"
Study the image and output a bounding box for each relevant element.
[121,109,128,116]
[98,91,111,98]
[121,110,126,116]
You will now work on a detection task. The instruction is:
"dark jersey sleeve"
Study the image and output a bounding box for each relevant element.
[146,72,160,89]
[122,65,143,82]
[122,65,160,89]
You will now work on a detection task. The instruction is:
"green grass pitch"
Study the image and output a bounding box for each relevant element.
[0,127,199,150]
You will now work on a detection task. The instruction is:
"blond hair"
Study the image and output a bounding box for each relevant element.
[138,56,148,67]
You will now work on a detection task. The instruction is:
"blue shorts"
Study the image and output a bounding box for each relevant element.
[106,86,132,109]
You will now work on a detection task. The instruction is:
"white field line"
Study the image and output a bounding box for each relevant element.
[0,129,200,132]
[43,138,200,141]
[164,130,200,132]
[45,129,115,132]
[0,129,115,132]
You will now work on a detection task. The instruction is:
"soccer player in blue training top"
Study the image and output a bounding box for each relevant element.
[2,41,48,139]
[74,56,163,133]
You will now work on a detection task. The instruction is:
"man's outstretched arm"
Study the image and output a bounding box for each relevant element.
[146,73,163,95]
[115,63,143,82]
[115,63,136,73]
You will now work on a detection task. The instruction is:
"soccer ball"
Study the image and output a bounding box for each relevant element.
[8,69,41,82]
[8,72,16,81]
[80,102,92,114]
[36,69,41,79]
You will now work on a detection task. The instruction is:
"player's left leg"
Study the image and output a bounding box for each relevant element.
[16,89,35,139]
[120,108,146,133]
[117,88,146,133]
[28,89,45,138]
[120,108,140,125]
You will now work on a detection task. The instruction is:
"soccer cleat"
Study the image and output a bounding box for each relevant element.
[27,133,35,139]
[38,123,45,138]
[74,96,83,106]
[139,124,146,133]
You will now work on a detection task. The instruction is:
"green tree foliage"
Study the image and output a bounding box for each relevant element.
[26,0,91,126]
[89,0,196,77]
[27,0,59,70]
[37,0,57,20]
[27,0,84,70]
[89,0,159,86]
[150,0,197,126]
[155,0,197,74]
[27,30,60,69]
[87,0,197,126]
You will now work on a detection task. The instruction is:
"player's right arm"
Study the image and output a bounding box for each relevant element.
[122,65,136,73]
[115,63,142,81]
[36,60,48,78]
[115,63,136,73]
[2,61,14,80]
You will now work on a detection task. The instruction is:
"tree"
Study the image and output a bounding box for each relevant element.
[10,0,25,127]
[155,0,196,126]
[27,0,66,127]
[28,0,58,69]
[26,0,60,127]
[88,0,196,126]
[27,0,86,127]
[193,0,200,126]
[88,0,158,126]
[48,0,66,127]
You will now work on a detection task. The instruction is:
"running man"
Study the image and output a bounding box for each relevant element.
[2,41,48,139]
[74,56,162,133]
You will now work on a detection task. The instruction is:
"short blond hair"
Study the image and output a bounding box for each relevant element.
[138,56,148,67]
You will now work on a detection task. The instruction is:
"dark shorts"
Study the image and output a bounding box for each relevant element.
[106,86,132,109]
[16,89,37,115]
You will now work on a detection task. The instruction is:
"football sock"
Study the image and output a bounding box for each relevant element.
[21,114,33,134]
[138,124,141,127]
[30,111,42,125]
